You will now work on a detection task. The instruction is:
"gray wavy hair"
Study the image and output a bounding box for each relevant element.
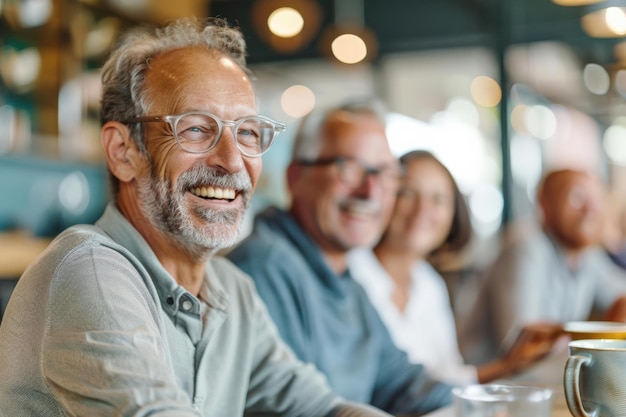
[291,97,388,162]
[100,17,249,155]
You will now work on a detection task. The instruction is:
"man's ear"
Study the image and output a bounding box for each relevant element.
[101,121,142,183]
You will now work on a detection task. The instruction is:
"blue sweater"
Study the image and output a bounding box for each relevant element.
[228,207,452,415]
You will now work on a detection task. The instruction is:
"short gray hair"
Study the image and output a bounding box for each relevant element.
[100,17,249,154]
[291,97,388,162]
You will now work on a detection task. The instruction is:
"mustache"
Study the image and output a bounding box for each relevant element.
[176,163,253,193]
[339,197,381,214]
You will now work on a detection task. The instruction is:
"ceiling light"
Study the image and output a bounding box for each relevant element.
[470,75,502,107]
[583,63,610,94]
[252,0,321,53]
[582,0,626,37]
[281,85,315,118]
[320,0,377,64]
[331,34,367,64]
[267,7,304,38]
[319,24,377,64]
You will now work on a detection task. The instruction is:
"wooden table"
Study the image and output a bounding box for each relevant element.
[424,344,573,416]
[0,230,50,279]
[424,391,571,417]
[0,231,50,318]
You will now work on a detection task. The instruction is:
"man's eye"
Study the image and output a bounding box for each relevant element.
[238,129,259,137]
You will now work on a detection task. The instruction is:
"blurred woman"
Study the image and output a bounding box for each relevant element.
[349,150,525,385]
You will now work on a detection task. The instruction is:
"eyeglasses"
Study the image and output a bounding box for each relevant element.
[123,111,286,157]
[297,156,401,189]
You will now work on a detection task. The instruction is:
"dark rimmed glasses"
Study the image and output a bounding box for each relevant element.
[123,111,286,157]
[297,156,402,189]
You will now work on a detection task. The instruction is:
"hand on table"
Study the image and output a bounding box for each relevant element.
[503,322,565,373]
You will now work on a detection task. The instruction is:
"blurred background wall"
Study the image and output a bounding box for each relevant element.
[3,0,626,275]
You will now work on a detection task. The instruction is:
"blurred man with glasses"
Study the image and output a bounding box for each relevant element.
[228,99,452,416]
[0,18,391,417]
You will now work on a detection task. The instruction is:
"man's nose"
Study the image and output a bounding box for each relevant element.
[206,126,245,173]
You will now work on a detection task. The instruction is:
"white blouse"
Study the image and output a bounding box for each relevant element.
[348,248,477,386]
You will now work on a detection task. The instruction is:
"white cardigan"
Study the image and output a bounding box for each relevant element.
[348,248,477,386]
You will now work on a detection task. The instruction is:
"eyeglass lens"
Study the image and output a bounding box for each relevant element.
[174,113,277,156]
[336,159,399,188]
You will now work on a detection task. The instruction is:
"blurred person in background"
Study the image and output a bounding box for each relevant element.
[227,99,452,415]
[601,193,626,270]
[0,18,391,417]
[459,168,626,366]
[349,150,550,386]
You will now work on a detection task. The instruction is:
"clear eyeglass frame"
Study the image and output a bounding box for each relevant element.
[123,111,286,157]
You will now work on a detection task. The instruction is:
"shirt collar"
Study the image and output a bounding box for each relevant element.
[95,203,228,313]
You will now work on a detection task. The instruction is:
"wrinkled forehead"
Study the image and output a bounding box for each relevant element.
[143,46,255,114]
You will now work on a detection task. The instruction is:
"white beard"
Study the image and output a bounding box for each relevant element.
[137,163,252,258]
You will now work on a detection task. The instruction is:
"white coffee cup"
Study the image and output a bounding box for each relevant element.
[564,339,626,417]
[563,321,626,341]
[452,384,552,417]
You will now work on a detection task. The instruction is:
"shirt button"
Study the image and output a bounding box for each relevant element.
[181,300,193,311]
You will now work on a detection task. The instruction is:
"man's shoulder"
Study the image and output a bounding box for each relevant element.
[227,217,315,294]
[476,226,549,291]
[208,256,261,300]
[229,212,300,264]
[228,233,306,284]
[489,225,548,265]
[35,224,115,262]
[22,223,150,289]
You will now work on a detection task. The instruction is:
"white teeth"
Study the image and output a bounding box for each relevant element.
[342,201,379,216]
[191,186,236,201]
[347,207,368,216]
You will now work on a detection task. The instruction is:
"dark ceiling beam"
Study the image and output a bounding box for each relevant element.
[210,0,623,67]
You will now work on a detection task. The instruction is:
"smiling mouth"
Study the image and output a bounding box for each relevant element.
[340,200,379,217]
[343,206,371,217]
[190,186,236,201]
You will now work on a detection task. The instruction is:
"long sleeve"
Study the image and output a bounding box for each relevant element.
[229,208,452,415]
[229,238,314,363]
[0,207,350,416]
[367,306,452,415]
[486,240,543,352]
[244,275,339,417]
[42,243,200,416]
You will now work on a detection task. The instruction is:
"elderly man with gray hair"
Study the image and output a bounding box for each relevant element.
[228,99,452,416]
[0,18,391,417]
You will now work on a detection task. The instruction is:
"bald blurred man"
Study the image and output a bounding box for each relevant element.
[461,168,626,365]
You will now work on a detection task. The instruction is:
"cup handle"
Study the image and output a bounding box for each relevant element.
[564,354,598,417]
